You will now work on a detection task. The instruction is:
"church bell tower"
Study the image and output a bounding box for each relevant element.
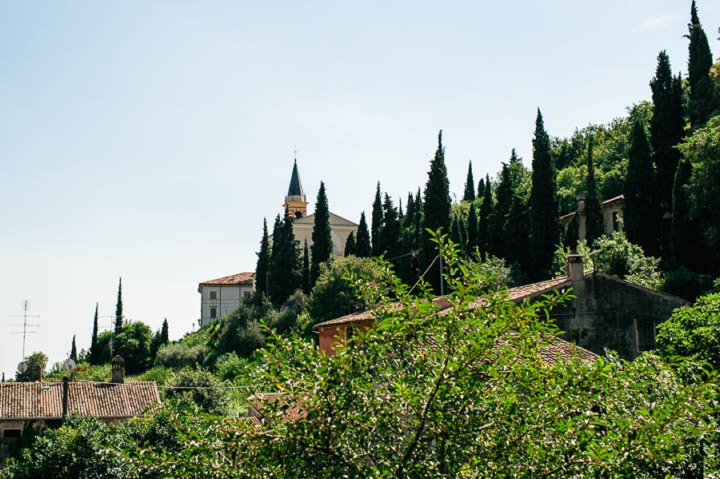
[284,159,308,218]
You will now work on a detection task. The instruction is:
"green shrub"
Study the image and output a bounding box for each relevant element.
[164,368,229,415]
[155,343,206,369]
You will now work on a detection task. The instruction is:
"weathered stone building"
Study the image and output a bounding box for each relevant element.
[314,256,688,360]
[560,194,624,242]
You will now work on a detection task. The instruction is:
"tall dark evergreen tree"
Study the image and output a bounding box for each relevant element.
[269,213,300,306]
[584,136,604,246]
[379,194,402,262]
[478,174,493,256]
[89,303,100,365]
[310,182,333,286]
[671,158,696,268]
[70,335,78,362]
[114,278,123,334]
[624,120,659,255]
[463,161,476,201]
[160,318,169,345]
[355,212,371,258]
[477,177,485,203]
[344,231,356,257]
[650,51,685,215]
[255,218,271,298]
[529,110,560,280]
[371,183,384,256]
[466,202,479,256]
[505,193,532,279]
[449,215,466,252]
[421,131,452,293]
[489,151,521,258]
[302,240,310,294]
[687,0,717,127]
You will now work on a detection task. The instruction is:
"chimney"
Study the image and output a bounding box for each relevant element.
[567,254,584,282]
[111,355,125,384]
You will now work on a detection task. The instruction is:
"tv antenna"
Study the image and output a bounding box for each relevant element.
[9,300,40,359]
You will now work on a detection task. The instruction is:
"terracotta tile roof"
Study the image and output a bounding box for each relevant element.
[247,392,306,423]
[314,277,573,330]
[199,272,255,287]
[0,381,160,420]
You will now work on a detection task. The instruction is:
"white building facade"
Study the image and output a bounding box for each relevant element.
[198,272,255,327]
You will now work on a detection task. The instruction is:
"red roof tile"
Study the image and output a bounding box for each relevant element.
[199,272,254,287]
[0,381,160,420]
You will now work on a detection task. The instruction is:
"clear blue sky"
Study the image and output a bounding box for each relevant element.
[1,0,718,377]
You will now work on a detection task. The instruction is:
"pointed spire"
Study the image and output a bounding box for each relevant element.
[287,159,305,197]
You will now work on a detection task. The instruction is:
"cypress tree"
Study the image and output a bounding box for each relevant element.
[160,318,169,345]
[355,212,371,258]
[489,153,516,258]
[302,240,310,294]
[584,136,605,246]
[449,215,466,252]
[70,335,78,362]
[421,131,452,293]
[625,120,659,255]
[505,193,532,279]
[466,202,479,256]
[672,158,696,268]
[477,177,485,203]
[650,51,685,215]
[371,183,384,256]
[687,0,717,127]
[89,303,99,365]
[255,218,271,298]
[478,174,493,256]
[310,182,333,286]
[114,278,123,334]
[529,110,560,280]
[269,213,300,306]
[463,161,475,201]
[379,194,402,262]
[344,231,356,257]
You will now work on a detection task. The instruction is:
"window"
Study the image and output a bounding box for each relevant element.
[612,211,621,232]
[2,429,21,442]
[209,291,217,300]
[243,291,252,299]
[636,317,656,352]
[210,307,217,319]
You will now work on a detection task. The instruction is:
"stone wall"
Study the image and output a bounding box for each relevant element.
[551,273,688,359]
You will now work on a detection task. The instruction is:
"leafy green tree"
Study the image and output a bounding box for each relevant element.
[478,174,493,256]
[70,335,77,362]
[165,369,230,415]
[421,130,452,292]
[125,235,720,478]
[529,109,560,280]
[624,120,658,255]
[114,277,123,334]
[269,213,300,306]
[310,182,333,286]
[155,343,206,369]
[687,0,718,128]
[680,116,720,274]
[355,212,371,258]
[462,160,475,201]
[584,136,604,246]
[371,182,383,256]
[657,292,720,370]
[301,239,310,294]
[114,321,153,374]
[255,218,271,298]
[650,51,685,218]
[89,303,100,365]
[306,256,385,325]
[344,231,356,257]
[16,352,48,382]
